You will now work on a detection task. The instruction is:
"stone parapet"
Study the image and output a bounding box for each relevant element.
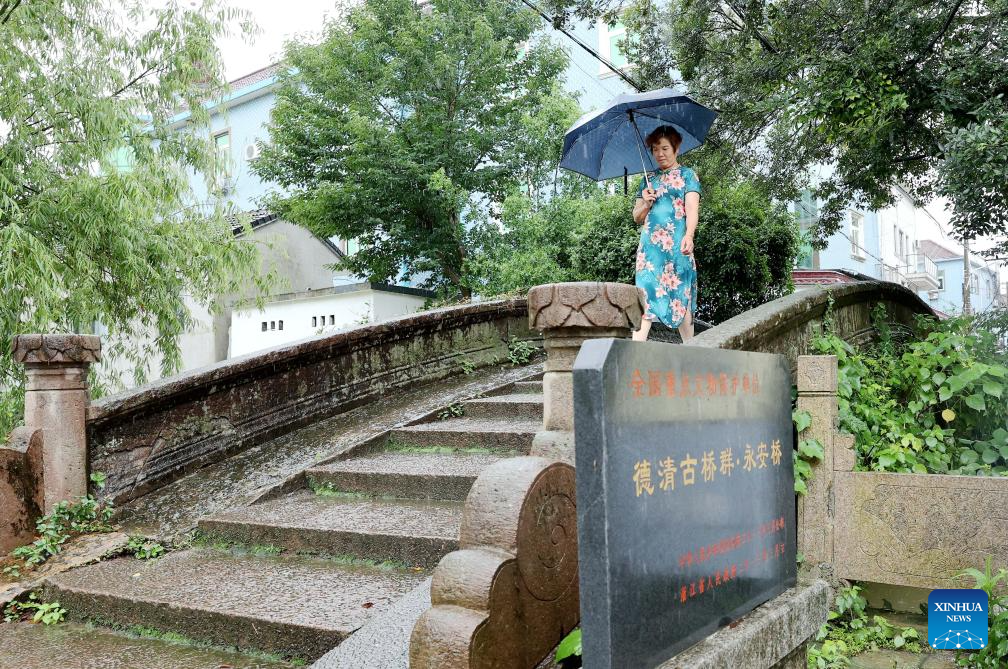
[0,428,45,554]
[655,580,831,669]
[87,298,534,503]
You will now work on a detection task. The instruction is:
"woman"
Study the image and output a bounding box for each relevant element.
[631,125,701,342]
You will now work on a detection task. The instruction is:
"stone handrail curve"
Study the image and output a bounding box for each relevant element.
[691,280,934,371]
[87,298,533,502]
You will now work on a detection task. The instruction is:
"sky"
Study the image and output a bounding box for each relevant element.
[214,0,337,80]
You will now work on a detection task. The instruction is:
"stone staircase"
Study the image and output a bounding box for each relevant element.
[33,372,544,666]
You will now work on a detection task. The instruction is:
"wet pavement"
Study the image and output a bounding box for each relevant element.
[0,622,295,669]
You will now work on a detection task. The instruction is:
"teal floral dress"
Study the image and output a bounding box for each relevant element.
[635,166,701,328]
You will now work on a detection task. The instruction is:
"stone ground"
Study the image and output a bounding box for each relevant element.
[0,361,544,668]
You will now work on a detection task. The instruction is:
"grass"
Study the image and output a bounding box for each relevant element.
[119,623,307,665]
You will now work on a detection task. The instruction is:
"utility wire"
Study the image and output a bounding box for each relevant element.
[514,0,644,92]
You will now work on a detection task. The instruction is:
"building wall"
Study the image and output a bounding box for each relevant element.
[229,287,428,358]
[815,208,881,279]
[923,258,1001,315]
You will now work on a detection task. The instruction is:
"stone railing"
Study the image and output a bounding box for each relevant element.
[797,354,1008,590]
[87,298,535,503]
[691,281,933,374]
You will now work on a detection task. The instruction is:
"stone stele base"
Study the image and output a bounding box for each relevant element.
[656,580,831,669]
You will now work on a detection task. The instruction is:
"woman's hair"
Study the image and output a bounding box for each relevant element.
[645,125,683,152]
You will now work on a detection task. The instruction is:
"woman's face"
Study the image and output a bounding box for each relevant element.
[650,137,678,169]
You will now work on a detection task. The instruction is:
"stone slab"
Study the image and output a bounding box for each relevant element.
[312,577,431,669]
[849,649,956,669]
[198,491,462,568]
[655,580,831,669]
[43,548,427,660]
[574,339,797,668]
[462,393,544,420]
[307,452,505,501]
[0,622,293,669]
[389,417,539,452]
[834,469,1008,589]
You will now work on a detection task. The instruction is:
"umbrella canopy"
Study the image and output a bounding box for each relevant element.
[559,88,718,182]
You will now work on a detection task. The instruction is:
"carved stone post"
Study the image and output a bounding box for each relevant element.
[795,355,838,578]
[527,283,644,463]
[11,334,101,511]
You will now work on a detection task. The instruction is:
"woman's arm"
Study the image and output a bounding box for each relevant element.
[633,189,656,225]
[681,191,700,255]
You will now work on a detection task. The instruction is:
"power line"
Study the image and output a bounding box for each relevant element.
[514,0,644,92]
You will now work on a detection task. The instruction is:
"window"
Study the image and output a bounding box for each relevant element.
[893,225,898,254]
[329,315,335,325]
[346,238,360,255]
[270,321,275,330]
[312,316,317,327]
[278,320,283,331]
[214,130,231,179]
[849,211,864,258]
[598,21,632,74]
[972,273,979,294]
[261,322,267,332]
[937,269,945,291]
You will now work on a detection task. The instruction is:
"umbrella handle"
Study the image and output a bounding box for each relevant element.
[629,111,653,193]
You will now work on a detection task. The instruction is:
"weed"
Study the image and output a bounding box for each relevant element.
[126,536,165,560]
[310,482,371,499]
[3,592,66,625]
[459,356,476,375]
[507,337,538,366]
[437,403,465,420]
[4,479,115,575]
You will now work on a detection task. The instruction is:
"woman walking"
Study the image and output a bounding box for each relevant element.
[631,125,701,342]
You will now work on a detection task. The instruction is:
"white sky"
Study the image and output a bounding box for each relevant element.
[214,0,337,80]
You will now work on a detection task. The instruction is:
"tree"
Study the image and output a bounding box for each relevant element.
[548,0,1008,256]
[472,170,799,324]
[254,0,571,299]
[0,0,267,434]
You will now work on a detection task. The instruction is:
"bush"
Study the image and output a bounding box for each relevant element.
[814,309,1008,475]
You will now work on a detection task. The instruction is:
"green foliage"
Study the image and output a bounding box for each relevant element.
[472,172,798,325]
[437,403,465,420]
[549,0,1008,256]
[956,558,1008,667]
[3,592,66,625]
[459,357,477,376]
[126,536,165,560]
[814,311,1008,475]
[507,337,538,366]
[807,585,921,668]
[5,493,115,576]
[556,627,583,662]
[0,1,270,433]
[255,0,572,298]
[792,409,821,496]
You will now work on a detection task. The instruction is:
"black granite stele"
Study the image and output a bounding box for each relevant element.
[573,339,797,669]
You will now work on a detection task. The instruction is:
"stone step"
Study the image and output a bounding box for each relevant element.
[512,379,543,393]
[388,417,539,453]
[462,393,544,420]
[42,548,427,662]
[306,451,505,501]
[849,648,956,668]
[0,621,294,669]
[198,490,462,568]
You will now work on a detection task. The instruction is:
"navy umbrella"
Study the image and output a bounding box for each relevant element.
[559,88,718,183]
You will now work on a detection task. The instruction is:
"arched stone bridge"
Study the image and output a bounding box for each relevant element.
[0,280,931,669]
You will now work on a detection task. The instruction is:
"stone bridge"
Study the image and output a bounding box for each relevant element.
[0,280,931,669]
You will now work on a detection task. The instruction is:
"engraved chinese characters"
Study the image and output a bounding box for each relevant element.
[573,339,797,669]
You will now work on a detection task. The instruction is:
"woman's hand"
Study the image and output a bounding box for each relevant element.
[642,187,657,205]
[680,234,694,255]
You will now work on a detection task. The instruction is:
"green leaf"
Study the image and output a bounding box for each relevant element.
[983,381,1004,398]
[965,394,987,411]
[942,408,957,422]
[556,628,582,660]
[938,386,952,402]
[798,438,825,460]
[793,410,813,433]
[877,453,896,468]
[983,448,1000,465]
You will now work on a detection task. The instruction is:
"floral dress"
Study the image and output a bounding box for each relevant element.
[635,166,701,328]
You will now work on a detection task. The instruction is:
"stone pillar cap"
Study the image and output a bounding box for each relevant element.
[528,282,644,331]
[12,334,102,364]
